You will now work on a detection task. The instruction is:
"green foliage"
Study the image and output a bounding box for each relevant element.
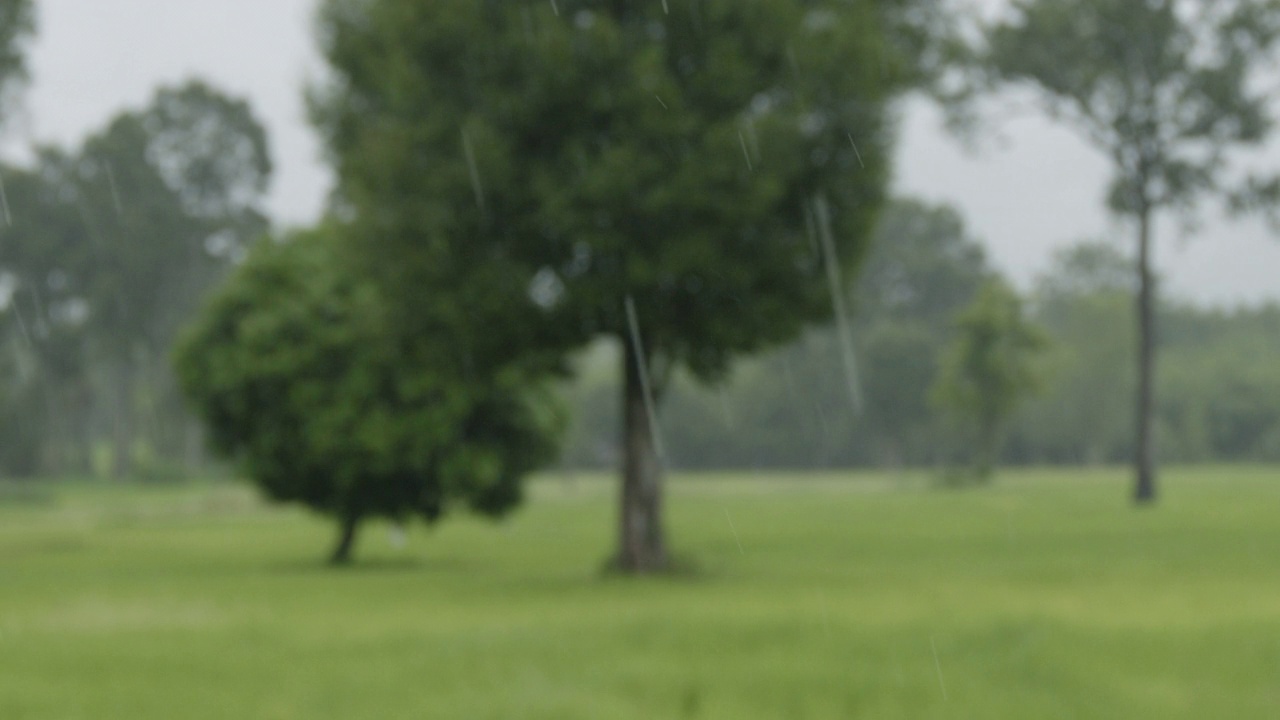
[985,0,1280,216]
[173,227,564,563]
[550,199,983,469]
[857,322,939,463]
[0,159,96,477]
[559,231,1280,474]
[558,197,995,470]
[0,80,271,480]
[1011,242,1280,468]
[933,279,1049,483]
[982,0,1280,501]
[308,0,940,569]
[69,80,272,354]
[309,0,922,376]
[0,0,33,124]
[1009,242,1136,465]
[853,198,993,332]
[851,198,994,465]
[4,469,1280,717]
[1156,303,1280,463]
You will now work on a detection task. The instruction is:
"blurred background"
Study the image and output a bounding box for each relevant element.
[3,1,1280,717]
[1,0,1279,481]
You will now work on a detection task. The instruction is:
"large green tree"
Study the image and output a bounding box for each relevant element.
[982,0,1280,504]
[310,0,945,572]
[174,226,564,564]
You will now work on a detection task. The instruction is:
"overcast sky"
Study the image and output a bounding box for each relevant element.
[6,0,1280,306]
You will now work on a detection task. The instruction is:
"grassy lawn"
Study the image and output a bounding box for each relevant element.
[2,466,1279,718]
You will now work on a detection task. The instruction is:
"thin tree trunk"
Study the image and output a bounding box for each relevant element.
[329,512,360,565]
[616,332,667,573]
[1134,207,1157,505]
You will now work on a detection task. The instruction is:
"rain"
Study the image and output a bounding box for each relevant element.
[2,1,1280,717]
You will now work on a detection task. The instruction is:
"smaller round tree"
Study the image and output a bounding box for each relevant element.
[932,279,1049,485]
[174,226,563,564]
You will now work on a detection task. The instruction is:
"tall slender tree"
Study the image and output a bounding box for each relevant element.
[933,278,1048,483]
[983,0,1280,503]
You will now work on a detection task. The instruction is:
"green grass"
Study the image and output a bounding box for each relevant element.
[2,466,1280,718]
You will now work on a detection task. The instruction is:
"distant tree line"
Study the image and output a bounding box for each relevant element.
[0,80,271,481]
[557,202,1280,473]
[4,0,1280,567]
[285,0,956,570]
[1,101,1277,487]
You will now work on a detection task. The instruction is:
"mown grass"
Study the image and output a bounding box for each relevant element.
[2,466,1279,718]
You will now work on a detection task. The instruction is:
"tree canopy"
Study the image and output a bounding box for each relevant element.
[934,278,1048,483]
[309,0,943,572]
[556,197,995,471]
[174,226,564,564]
[982,0,1280,503]
[0,80,271,480]
[0,0,33,125]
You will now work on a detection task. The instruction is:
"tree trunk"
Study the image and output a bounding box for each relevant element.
[329,513,360,565]
[616,332,667,573]
[1133,207,1157,505]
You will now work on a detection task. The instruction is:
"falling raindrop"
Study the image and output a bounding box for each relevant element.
[550,0,559,16]
[0,172,11,226]
[104,161,124,217]
[461,128,486,213]
[847,134,865,168]
[724,508,743,553]
[11,301,32,349]
[811,195,863,415]
[624,295,667,462]
[738,131,753,172]
[930,637,949,700]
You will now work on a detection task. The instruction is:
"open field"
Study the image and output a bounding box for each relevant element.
[2,467,1279,718]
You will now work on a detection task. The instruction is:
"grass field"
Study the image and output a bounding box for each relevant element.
[2,466,1279,718]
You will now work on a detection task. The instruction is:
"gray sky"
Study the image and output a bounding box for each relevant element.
[7,0,1280,306]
